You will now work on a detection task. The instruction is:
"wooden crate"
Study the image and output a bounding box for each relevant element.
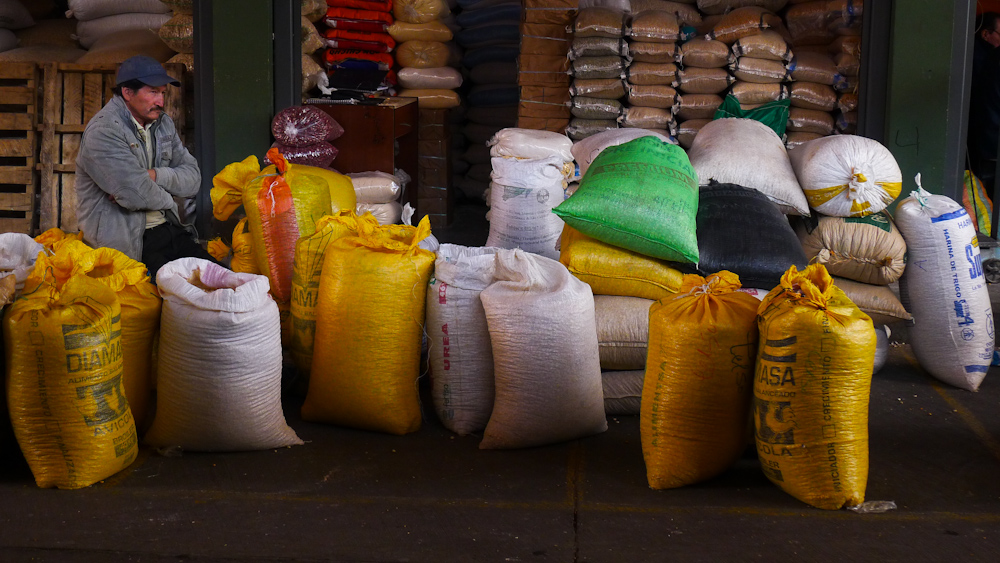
[38,63,186,233]
[0,63,41,235]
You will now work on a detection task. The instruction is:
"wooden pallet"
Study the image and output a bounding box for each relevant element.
[37,63,186,233]
[0,63,41,235]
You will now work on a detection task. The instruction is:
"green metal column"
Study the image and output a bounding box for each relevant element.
[884,0,974,201]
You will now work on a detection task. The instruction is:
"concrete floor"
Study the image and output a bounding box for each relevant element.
[2,205,1000,562]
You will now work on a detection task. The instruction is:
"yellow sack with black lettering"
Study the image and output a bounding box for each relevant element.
[231,217,260,274]
[755,263,875,510]
[290,211,380,375]
[641,271,759,489]
[301,216,435,435]
[65,247,161,434]
[4,265,137,489]
[560,225,684,301]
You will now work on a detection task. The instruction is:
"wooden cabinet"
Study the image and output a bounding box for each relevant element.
[307,98,418,211]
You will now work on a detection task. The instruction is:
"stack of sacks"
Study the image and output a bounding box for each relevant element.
[456,0,519,112]
[392,0,461,108]
[349,170,406,224]
[621,4,694,136]
[788,135,911,330]
[674,36,730,148]
[728,29,792,110]
[485,128,574,259]
[424,246,608,447]
[321,0,396,91]
[270,105,345,169]
[685,6,786,125]
[566,5,628,141]
[555,136,700,415]
[4,7,85,64]
[155,0,194,71]
[516,0,575,134]
[300,0,329,96]
[66,0,171,50]
[454,0,522,197]
[782,1,861,145]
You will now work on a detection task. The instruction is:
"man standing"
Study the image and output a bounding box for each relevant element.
[76,55,214,279]
[968,12,1000,197]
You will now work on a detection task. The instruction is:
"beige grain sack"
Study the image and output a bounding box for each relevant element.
[595,295,653,370]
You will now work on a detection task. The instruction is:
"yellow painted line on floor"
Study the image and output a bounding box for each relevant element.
[903,353,1000,465]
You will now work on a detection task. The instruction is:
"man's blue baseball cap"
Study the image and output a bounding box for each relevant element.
[116,55,180,87]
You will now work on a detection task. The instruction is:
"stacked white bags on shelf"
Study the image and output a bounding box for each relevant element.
[392,0,462,108]
[485,128,574,259]
[68,0,171,49]
[349,170,407,225]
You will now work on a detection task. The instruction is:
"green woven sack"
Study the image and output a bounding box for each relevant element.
[552,136,700,264]
[714,94,790,138]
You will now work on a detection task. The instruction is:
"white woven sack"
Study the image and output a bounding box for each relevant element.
[0,233,44,294]
[572,128,674,178]
[595,295,652,370]
[895,178,994,391]
[356,201,403,225]
[688,118,810,215]
[74,12,172,49]
[788,134,903,217]
[488,128,574,161]
[479,249,607,449]
[146,258,303,451]
[426,244,499,435]
[486,156,567,259]
[347,171,403,203]
[397,66,463,89]
[602,370,644,415]
[67,0,170,21]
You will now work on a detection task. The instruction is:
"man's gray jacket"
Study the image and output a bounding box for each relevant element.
[75,95,200,261]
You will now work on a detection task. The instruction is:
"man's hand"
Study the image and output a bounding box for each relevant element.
[147,169,156,182]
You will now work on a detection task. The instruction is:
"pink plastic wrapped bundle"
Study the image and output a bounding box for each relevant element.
[271,105,345,146]
[270,141,338,168]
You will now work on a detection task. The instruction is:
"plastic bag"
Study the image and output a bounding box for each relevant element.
[713,94,791,137]
[833,276,912,326]
[146,259,303,452]
[398,88,462,108]
[755,264,874,510]
[688,117,809,215]
[787,107,835,135]
[697,0,790,16]
[356,201,403,225]
[397,66,463,89]
[572,127,674,177]
[347,170,404,204]
[674,93,723,120]
[230,217,261,274]
[387,20,453,42]
[679,38,732,68]
[567,118,620,140]
[620,106,674,129]
[271,105,344,146]
[571,78,627,99]
[677,118,710,149]
[731,57,789,83]
[570,55,627,79]
[396,40,450,68]
[488,128,574,161]
[795,212,907,285]
[595,295,653,370]
[6,270,136,489]
[570,36,629,59]
[326,7,394,33]
[0,233,45,294]
[271,140,338,168]
[785,131,823,150]
[322,28,396,52]
[707,7,783,45]
[394,0,450,24]
[732,29,792,61]
[628,10,683,42]
[731,82,790,105]
[895,179,994,391]
[559,224,683,300]
[479,249,607,449]
[302,217,435,434]
[626,61,678,85]
[677,67,733,94]
[643,271,760,489]
[697,183,808,289]
[628,41,678,63]
[572,96,625,120]
[789,81,837,111]
[574,7,626,38]
[554,136,700,263]
[426,244,500,436]
[788,52,838,85]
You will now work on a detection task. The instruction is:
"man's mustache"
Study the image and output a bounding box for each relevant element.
[151,106,164,112]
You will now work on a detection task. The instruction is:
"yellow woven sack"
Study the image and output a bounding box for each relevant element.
[301,216,435,434]
[290,211,380,374]
[755,263,875,510]
[5,267,137,489]
[387,20,454,43]
[66,247,161,432]
[211,155,262,221]
[263,163,356,213]
[206,237,231,263]
[641,271,759,489]
[560,225,683,300]
[231,217,260,274]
